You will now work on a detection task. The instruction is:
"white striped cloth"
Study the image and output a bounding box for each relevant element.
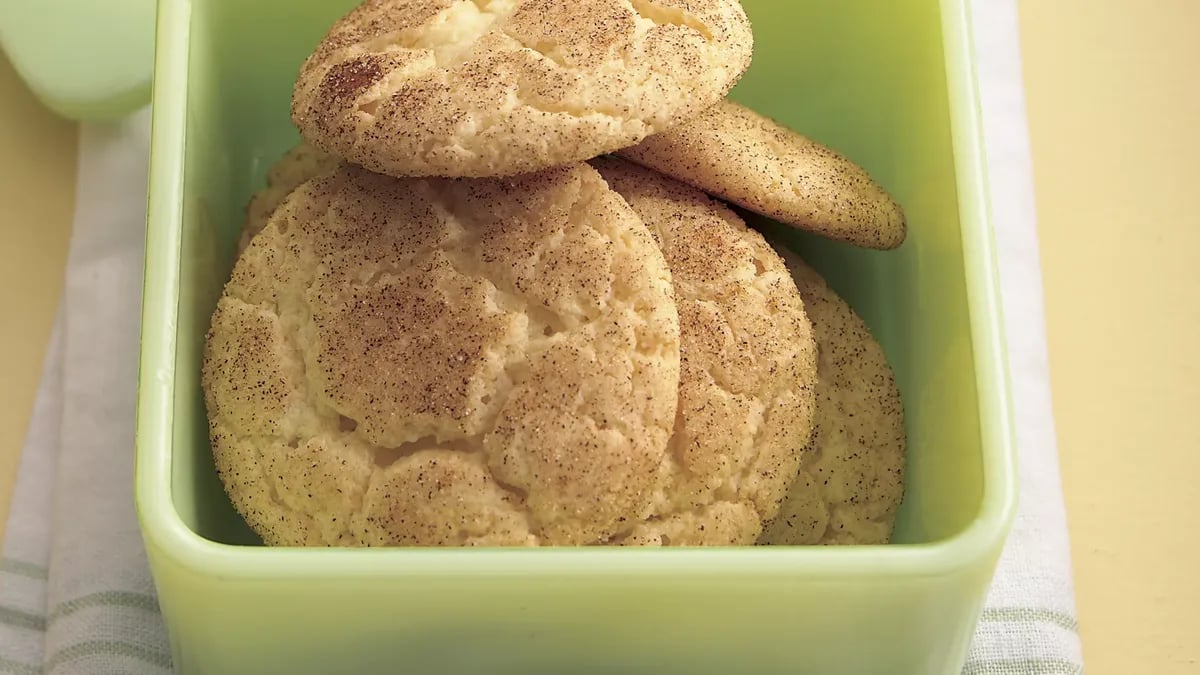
[0,2,1081,672]
[0,108,169,674]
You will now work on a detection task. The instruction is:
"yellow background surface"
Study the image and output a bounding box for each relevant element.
[1,3,1197,673]
[1020,2,1200,673]
[0,55,75,530]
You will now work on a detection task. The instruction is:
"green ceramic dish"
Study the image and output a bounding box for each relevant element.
[135,1,1017,673]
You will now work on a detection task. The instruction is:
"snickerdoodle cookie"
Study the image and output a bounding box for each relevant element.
[619,100,907,249]
[593,157,818,545]
[291,0,754,178]
[759,245,906,545]
[204,162,682,546]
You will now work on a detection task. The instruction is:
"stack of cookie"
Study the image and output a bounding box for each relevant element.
[203,0,906,548]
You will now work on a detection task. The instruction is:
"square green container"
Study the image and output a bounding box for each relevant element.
[136,0,1017,673]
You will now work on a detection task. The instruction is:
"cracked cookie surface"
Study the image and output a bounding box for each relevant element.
[203,162,682,546]
[592,158,817,545]
[291,0,753,178]
[758,246,906,545]
[236,144,339,257]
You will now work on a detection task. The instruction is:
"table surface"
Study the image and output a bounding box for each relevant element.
[1,3,1197,673]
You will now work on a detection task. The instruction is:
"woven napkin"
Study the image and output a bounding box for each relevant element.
[0,107,170,674]
[0,2,1081,672]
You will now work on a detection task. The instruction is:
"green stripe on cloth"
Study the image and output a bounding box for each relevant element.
[0,559,47,580]
[978,607,1079,632]
[49,591,160,621]
[0,656,41,674]
[962,657,1083,675]
[0,605,45,632]
[0,590,161,635]
[45,640,171,673]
